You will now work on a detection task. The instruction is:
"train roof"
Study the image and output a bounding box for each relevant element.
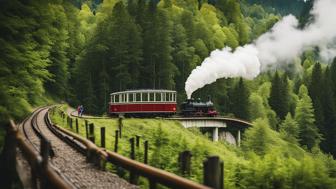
[110,89,176,95]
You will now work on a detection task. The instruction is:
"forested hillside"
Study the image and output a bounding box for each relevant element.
[2,0,336,183]
[0,0,280,117]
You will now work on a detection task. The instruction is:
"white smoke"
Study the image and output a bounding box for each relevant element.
[185,0,336,98]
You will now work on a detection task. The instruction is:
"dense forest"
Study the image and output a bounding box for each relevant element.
[0,0,282,118]
[2,0,336,187]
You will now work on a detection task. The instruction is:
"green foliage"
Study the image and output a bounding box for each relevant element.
[242,118,276,155]
[296,84,321,150]
[269,72,290,122]
[249,93,267,120]
[231,78,250,120]
[280,113,299,144]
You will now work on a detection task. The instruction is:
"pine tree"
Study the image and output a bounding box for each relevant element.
[172,23,195,94]
[269,72,290,122]
[309,62,323,102]
[231,78,250,120]
[320,67,336,156]
[249,93,267,121]
[83,74,97,114]
[154,9,176,89]
[279,113,299,144]
[97,64,109,113]
[295,85,321,150]
[330,58,336,100]
[242,119,274,156]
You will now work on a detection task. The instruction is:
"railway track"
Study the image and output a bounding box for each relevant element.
[18,106,137,189]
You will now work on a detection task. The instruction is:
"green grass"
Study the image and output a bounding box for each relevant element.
[50,105,336,189]
[50,105,245,185]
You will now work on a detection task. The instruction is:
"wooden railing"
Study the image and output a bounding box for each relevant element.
[1,120,72,189]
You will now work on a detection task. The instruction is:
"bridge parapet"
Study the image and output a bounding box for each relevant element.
[167,117,251,145]
[178,119,227,128]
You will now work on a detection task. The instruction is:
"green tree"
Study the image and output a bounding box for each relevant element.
[295,84,321,150]
[279,113,299,144]
[0,0,52,120]
[243,119,275,156]
[269,72,290,122]
[320,67,336,156]
[249,93,267,120]
[44,4,70,98]
[231,78,250,120]
[309,62,323,102]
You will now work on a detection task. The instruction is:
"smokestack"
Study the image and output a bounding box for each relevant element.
[185,0,336,98]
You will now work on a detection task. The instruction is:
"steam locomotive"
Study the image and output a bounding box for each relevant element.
[180,97,218,117]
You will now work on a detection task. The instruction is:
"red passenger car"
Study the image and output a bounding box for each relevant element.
[109,89,177,117]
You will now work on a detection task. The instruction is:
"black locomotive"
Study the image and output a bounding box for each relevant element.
[180,97,218,117]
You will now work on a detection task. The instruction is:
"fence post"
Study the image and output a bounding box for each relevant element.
[85,120,88,139]
[144,140,148,164]
[88,123,95,143]
[203,156,221,189]
[101,127,105,148]
[220,161,224,189]
[129,137,138,184]
[114,130,119,152]
[179,150,192,176]
[129,138,135,160]
[40,139,51,188]
[69,118,73,129]
[118,117,122,138]
[1,122,17,188]
[75,118,79,133]
[136,135,140,147]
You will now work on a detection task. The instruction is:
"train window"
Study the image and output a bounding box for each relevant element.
[120,94,124,103]
[149,93,154,101]
[123,94,126,102]
[162,93,166,102]
[115,95,119,103]
[136,93,141,102]
[165,93,169,101]
[155,93,161,102]
[142,93,148,102]
[129,93,133,102]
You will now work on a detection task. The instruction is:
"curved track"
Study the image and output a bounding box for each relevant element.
[19,107,137,189]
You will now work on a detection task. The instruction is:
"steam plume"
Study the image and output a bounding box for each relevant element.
[185,0,336,98]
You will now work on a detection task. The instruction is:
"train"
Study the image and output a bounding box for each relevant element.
[108,89,218,117]
[180,98,218,117]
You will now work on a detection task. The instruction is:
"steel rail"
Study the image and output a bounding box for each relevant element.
[8,120,72,189]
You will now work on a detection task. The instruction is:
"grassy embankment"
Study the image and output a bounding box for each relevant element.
[50,105,336,189]
[50,105,242,184]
